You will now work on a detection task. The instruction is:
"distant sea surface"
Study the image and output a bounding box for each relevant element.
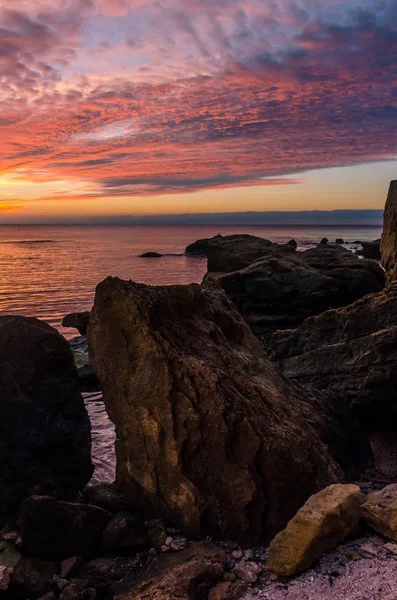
[0,223,382,483]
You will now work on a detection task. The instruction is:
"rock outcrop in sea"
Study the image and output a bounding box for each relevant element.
[0,316,93,525]
[88,277,367,544]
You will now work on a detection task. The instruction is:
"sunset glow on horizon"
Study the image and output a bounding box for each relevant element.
[0,0,396,222]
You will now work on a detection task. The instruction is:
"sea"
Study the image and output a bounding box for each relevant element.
[0,223,382,483]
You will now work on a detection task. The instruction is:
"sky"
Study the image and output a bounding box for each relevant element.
[0,0,396,223]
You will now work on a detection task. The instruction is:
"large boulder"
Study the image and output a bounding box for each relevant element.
[204,245,385,336]
[267,484,362,576]
[0,316,93,524]
[381,180,397,282]
[88,277,368,544]
[20,496,112,560]
[268,283,397,429]
[186,234,276,272]
[361,240,381,260]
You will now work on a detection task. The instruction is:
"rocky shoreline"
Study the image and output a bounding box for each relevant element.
[0,182,396,599]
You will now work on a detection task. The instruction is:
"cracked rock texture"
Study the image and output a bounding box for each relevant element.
[88,278,367,544]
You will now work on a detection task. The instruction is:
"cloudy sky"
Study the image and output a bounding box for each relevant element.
[0,0,396,221]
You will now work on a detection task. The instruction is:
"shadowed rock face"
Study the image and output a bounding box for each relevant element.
[268,283,397,430]
[204,245,385,336]
[88,277,368,544]
[0,316,93,524]
[381,181,397,283]
[62,311,91,336]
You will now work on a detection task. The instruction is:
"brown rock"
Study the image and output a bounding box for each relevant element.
[362,485,397,542]
[268,284,397,429]
[381,180,397,282]
[88,277,367,544]
[63,312,91,336]
[267,484,363,577]
[61,557,83,580]
[118,542,225,600]
[209,581,247,600]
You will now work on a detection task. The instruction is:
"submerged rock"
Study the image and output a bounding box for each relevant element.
[20,496,112,560]
[267,484,363,577]
[268,283,397,429]
[381,180,397,282]
[62,312,91,336]
[139,252,163,258]
[362,485,397,542]
[88,277,367,544]
[0,316,93,525]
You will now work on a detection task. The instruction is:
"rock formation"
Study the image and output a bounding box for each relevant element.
[268,282,397,430]
[361,240,381,260]
[204,244,385,336]
[88,277,368,544]
[62,311,91,336]
[0,316,93,524]
[362,485,397,542]
[267,484,362,576]
[381,181,397,282]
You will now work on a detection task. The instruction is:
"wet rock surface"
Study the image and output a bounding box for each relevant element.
[88,277,367,544]
[0,316,93,525]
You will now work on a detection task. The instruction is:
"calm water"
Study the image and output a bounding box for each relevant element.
[0,224,382,483]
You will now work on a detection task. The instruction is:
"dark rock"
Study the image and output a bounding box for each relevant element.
[361,240,381,260]
[209,581,247,600]
[268,283,397,430]
[287,239,297,249]
[320,238,328,245]
[185,234,223,255]
[63,312,91,336]
[102,512,146,553]
[139,252,162,258]
[20,496,112,560]
[381,181,397,282]
[204,244,385,336]
[0,541,22,570]
[206,234,281,273]
[335,239,344,244]
[0,316,93,525]
[88,277,367,544]
[114,542,225,600]
[11,556,57,599]
[83,483,129,514]
[61,557,83,580]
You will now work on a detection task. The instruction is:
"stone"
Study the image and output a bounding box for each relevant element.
[20,496,112,560]
[287,239,297,249]
[361,240,381,260]
[204,243,384,336]
[362,485,397,542]
[0,566,11,591]
[61,557,83,579]
[209,581,247,600]
[12,557,57,599]
[139,252,163,258]
[0,316,93,525]
[185,233,224,255]
[83,483,129,514]
[384,542,397,555]
[234,560,262,582]
[268,283,397,429]
[267,484,363,577]
[320,238,328,244]
[102,512,146,552]
[117,542,225,600]
[381,181,397,282]
[88,277,367,544]
[146,521,168,550]
[62,312,91,336]
[206,235,290,273]
[335,238,344,244]
[69,336,98,387]
[0,540,22,570]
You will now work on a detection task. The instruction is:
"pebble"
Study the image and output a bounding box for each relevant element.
[234,560,262,583]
